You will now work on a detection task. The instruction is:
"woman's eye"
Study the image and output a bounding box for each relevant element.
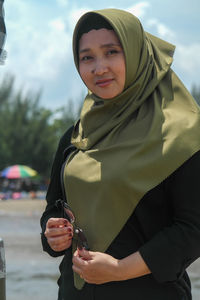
[107,49,118,55]
[80,55,92,62]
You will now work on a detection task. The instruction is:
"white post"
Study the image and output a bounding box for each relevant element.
[0,238,6,300]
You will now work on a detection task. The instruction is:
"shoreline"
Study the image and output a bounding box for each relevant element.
[0,198,46,215]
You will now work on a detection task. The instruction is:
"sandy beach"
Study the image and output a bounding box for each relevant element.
[0,198,46,215]
[0,199,200,300]
[0,199,62,300]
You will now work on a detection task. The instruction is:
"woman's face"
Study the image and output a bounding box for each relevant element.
[78,28,126,99]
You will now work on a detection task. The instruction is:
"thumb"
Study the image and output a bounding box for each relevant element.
[78,248,92,260]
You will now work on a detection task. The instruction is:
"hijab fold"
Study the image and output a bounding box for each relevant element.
[63,9,200,289]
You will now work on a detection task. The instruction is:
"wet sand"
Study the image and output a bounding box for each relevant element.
[0,199,200,300]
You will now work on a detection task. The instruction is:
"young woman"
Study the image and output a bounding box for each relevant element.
[41,8,200,300]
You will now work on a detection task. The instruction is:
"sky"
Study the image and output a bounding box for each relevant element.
[1,0,200,110]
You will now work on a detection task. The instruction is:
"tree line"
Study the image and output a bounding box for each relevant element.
[0,75,81,177]
[0,75,200,178]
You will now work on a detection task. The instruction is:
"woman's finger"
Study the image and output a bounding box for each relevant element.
[48,232,72,244]
[46,217,70,228]
[50,239,72,252]
[47,233,73,251]
[47,233,73,244]
[45,225,73,238]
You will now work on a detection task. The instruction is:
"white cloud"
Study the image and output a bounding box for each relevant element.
[30,19,70,80]
[146,19,175,41]
[1,0,71,95]
[126,2,150,18]
[175,43,200,80]
[49,19,66,32]
[56,0,68,7]
[7,20,70,83]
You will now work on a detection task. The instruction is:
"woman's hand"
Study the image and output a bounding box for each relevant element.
[45,218,73,252]
[72,249,121,284]
[72,249,151,284]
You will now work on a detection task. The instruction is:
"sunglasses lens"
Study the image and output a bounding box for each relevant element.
[76,228,90,250]
[64,207,75,224]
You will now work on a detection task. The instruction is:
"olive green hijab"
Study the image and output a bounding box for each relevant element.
[64,8,200,289]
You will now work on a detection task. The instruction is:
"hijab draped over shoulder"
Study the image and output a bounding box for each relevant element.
[64,8,200,288]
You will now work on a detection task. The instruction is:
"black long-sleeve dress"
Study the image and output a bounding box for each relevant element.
[40,126,200,300]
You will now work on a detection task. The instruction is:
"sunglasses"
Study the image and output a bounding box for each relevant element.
[56,199,89,250]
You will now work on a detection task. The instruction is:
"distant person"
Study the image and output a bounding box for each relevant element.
[0,0,6,65]
[40,8,200,300]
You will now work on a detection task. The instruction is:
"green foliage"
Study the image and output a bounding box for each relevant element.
[0,75,80,177]
[191,84,200,105]
[52,99,80,140]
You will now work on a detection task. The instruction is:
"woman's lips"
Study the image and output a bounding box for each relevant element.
[96,78,113,87]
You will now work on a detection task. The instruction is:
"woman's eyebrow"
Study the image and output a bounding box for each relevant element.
[100,43,121,48]
[79,43,121,54]
[79,48,90,54]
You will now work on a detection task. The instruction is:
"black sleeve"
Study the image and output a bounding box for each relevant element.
[40,126,73,257]
[139,150,200,282]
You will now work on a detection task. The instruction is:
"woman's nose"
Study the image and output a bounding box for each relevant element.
[92,59,108,75]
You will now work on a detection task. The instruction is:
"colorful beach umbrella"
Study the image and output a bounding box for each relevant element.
[1,165,37,179]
